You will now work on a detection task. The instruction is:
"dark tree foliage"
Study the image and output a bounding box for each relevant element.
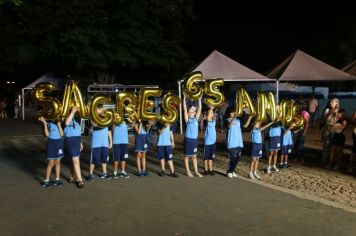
[0,0,195,85]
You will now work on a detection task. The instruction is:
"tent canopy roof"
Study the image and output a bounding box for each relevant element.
[182,50,273,82]
[267,50,356,81]
[23,74,65,90]
[342,60,356,76]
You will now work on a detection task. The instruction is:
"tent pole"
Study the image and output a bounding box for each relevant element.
[178,80,183,135]
[21,88,25,120]
[276,80,280,103]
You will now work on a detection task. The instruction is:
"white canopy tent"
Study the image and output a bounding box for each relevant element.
[266,50,356,100]
[177,50,274,134]
[20,74,64,120]
[267,50,356,81]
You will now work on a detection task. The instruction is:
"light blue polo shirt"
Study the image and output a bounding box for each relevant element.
[113,124,128,144]
[204,120,216,145]
[185,117,198,139]
[226,118,243,149]
[92,127,109,148]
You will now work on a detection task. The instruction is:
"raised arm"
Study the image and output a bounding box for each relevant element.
[65,106,78,126]
[183,95,188,122]
[108,130,113,149]
[243,115,253,128]
[260,121,274,132]
[57,120,64,137]
[196,98,202,120]
[170,130,175,149]
[227,114,236,128]
[38,117,49,137]
[133,120,142,134]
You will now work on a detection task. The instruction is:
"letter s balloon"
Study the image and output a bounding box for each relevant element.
[160,92,181,124]
[204,79,224,107]
[31,82,61,120]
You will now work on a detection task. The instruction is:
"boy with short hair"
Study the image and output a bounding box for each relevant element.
[88,104,113,181]
[112,122,130,179]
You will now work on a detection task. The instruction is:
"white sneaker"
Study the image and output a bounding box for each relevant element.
[227,173,233,178]
[267,166,271,174]
[249,172,256,179]
[232,172,238,178]
[254,171,261,179]
[272,165,279,172]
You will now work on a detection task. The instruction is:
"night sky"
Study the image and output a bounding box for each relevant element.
[184,1,354,73]
[2,1,355,92]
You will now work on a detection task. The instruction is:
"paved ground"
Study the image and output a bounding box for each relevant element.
[0,119,356,235]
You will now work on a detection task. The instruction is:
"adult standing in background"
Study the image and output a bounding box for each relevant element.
[308,95,318,128]
[320,97,339,165]
[0,99,7,119]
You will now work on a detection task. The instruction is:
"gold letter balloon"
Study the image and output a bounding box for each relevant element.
[89,94,114,127]
[204,79,224,107]
[235,88,256,117]
[160,92,181,123]
[31,82,61,120]
[115,91,138,124]
[183,71,203,100]
[30,74,305,129]
[61,81,88,118]
[138,88,162,121]
[257,92,277,122]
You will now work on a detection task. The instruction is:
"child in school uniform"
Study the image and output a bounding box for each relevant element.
[64,106,84,188]
[279,125,293,168]
[246,118,274,179]
[38,116,64,187]
[134,120,151,177]
[156,121,178,177]
[112,122,130,179]
[182,95,203,177]
[203,108,216,176]
[267,121,282,174]
[225,107,251,178]
[87,104,113,181]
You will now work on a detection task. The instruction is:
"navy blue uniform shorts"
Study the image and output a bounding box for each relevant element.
[269,136,281,151]
[203,144,216,160]
[91,147,109,165]
[135,134,148,152]
[251,143,262,158]
[47,138,64,160]
[113,144,128,161]
[157,145,173,160]
[184,138,198,157]
[281,145,293,155]
[65,136,81,158]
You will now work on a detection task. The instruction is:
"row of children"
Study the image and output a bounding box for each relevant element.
[40,95,296,188]
[182,95,295,179]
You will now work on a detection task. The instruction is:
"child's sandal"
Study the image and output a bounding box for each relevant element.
[76,181,84,189]
[187,171,194,178]
[68,178,76,184]
[194,172,203,178]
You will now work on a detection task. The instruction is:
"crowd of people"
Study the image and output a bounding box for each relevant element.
[38,94,356,189]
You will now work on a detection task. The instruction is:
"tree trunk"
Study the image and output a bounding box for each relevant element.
[96,72,115,84]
